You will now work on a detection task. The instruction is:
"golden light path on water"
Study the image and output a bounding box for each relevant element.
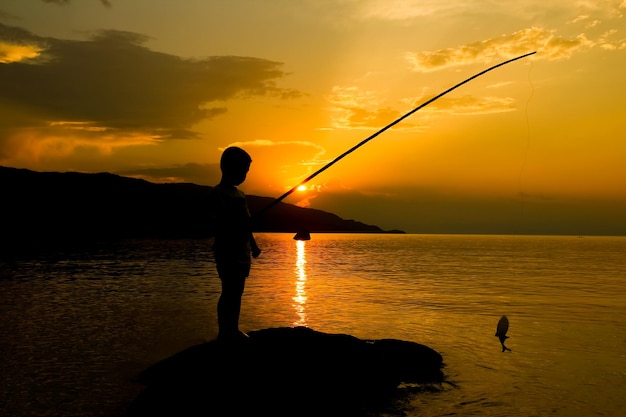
[293,239,308,327]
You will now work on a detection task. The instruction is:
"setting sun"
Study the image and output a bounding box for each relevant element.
[296,185,307,192]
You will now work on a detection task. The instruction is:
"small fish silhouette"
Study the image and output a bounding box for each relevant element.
[495,315,511,352]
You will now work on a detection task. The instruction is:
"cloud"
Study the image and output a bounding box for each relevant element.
[416,95,517,115]
[405,27,600,72]
[0,24,302,165]
[326,86,409,130]
[0,41,42,63]
[1,126,158,166]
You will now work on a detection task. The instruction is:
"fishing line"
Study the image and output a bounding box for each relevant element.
[518,57,535,234]
[255,51,537,218]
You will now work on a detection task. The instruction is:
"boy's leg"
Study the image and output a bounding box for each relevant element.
[217,273,246,339]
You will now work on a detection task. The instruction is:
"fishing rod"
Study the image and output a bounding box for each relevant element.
[255,51,537,218]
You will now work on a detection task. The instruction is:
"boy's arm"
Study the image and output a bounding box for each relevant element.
[250,233,261,258]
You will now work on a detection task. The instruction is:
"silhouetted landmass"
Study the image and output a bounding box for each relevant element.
[1,166,403,251]
[127,326,445,417]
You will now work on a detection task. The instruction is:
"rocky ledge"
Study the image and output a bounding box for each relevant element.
[126,326,445,417]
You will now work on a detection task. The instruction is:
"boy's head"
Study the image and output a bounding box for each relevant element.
[220,146,252,186]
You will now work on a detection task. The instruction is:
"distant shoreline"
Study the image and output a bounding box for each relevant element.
[1,166,405,248]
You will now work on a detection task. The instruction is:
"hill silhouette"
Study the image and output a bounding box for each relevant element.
[2,166,403,250]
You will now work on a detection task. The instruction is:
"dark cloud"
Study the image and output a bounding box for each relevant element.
[0,23,301,144]
[0,22,40,44]
[41,0,111,7]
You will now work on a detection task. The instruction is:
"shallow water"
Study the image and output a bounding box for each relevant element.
[1,234,625,416]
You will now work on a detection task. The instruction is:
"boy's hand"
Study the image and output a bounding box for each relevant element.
[251,245,261,258]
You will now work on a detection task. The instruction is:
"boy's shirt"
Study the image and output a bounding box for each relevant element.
[209,183,252,265]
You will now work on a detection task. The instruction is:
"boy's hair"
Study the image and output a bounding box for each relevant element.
[220,146,252,171]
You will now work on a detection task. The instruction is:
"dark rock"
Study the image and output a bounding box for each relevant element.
[126,326,445,417]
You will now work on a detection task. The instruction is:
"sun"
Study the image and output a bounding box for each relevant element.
[296,184,307,192]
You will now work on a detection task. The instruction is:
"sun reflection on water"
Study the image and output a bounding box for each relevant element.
[293,239,308,326]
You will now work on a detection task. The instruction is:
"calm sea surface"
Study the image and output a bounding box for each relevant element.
[1,233,625,417]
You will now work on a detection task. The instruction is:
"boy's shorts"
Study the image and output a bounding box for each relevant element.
[216,261,251,280]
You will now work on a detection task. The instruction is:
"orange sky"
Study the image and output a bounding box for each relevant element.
[1,1,625,235]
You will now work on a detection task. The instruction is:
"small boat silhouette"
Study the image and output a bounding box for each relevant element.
[293,229,311,241]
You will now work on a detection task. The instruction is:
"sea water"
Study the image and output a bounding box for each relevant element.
[1,234,625,416]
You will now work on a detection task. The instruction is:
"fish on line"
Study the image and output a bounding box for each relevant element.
[495,315,512,352]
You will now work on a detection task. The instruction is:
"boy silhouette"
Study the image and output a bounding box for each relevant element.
[209,146,261,342]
